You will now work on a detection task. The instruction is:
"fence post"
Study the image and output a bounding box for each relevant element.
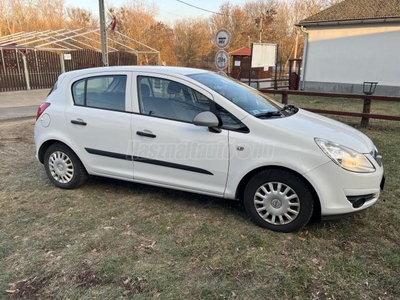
[60,53,66,73]
[0,48,5,74]
[21,53,31,90]
[361,97,371,127]
[282,92,288,104]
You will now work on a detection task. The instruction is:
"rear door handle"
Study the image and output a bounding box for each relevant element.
[136,131,156,138]
[71,120,87,126]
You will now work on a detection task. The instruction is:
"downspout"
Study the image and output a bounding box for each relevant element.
[299,26,309,90]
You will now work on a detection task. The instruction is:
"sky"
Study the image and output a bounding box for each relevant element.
[64,0,249,25]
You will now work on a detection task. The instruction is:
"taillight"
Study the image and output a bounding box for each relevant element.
[36,102,51,120]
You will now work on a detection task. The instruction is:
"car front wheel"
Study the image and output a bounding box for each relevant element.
[44,143,88,189]
[244,169,314,233]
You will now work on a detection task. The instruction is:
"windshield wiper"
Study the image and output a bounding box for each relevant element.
[253,105,299,119]
[253,111,282,118]
[280,104,298,113]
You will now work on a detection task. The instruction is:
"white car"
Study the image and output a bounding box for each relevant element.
[34,66,385,232]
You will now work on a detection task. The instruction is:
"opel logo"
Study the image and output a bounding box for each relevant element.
[271,199,282,209]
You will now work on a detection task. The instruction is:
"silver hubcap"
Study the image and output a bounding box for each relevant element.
[48,151,74,183]
[254,182,300,225]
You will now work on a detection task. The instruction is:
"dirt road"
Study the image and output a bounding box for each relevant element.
[0,89,49,121]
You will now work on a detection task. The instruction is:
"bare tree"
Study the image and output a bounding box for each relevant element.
[242,0,278,44]
[0,0,65,35]
[108,1,160,64]
[66,7,97,28]
[145,22,176,66]
[210,2,249,52]
[109,1,157,45]
[174,18,213,68]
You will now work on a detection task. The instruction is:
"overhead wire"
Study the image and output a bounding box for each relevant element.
[176,0,224,15]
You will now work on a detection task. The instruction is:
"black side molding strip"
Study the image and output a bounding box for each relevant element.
[85,148,213,175]
[86,148,132,160]
[132,156,213,175]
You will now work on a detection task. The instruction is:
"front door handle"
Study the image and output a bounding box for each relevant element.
[136,131,156,138]
[71,119,87,126]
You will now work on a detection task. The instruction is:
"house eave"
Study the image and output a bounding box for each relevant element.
[296,17,400,28]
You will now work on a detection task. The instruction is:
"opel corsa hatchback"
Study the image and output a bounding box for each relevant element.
[34,66,385,232]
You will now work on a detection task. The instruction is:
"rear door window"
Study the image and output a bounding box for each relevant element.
[72,75,127,111]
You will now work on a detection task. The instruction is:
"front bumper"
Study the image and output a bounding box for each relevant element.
[304,158,384,217]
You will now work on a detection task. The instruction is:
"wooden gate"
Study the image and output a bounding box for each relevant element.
[64,49,102,72]
[27,50,61,90]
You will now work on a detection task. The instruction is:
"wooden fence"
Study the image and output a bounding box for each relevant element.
[0,49,137,92]
[260,89,400,127]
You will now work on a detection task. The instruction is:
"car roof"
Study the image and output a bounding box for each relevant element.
[58,66,210,81]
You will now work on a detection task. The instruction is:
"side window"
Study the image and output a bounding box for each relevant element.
[137,76,248,132]
[138,76,207,123]
[72,79,85,105]
[215,104,249,132]
[189,90,248,132]
[72,75,127,111]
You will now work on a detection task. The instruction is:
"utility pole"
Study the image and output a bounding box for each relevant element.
[293,31,299,70]
[255,16,264,43]
[99,0,109,66]
[255,10,276,43]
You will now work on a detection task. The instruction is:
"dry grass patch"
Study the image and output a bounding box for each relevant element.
[0,117,399,299]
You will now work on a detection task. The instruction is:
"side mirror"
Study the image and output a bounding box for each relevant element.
[193,111,221,133]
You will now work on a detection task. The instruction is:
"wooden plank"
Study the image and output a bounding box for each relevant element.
[303,108,400,121]
[260,89,400,102]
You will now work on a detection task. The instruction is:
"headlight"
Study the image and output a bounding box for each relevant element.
[315,138,375,173]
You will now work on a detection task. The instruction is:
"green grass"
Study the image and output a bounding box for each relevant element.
[0,111,399,299]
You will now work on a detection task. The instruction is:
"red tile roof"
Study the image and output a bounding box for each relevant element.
[229,47,251,56]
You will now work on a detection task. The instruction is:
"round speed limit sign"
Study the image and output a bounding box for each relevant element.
[215,50,229,70]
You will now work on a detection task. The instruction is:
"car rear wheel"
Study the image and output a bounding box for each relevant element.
[244,169,314,233]
[44,143,87,189]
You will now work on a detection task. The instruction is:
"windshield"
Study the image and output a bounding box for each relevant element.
[188,72,286,117]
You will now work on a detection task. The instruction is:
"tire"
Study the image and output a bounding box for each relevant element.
[243,169,314,233]
[44,143,88,189]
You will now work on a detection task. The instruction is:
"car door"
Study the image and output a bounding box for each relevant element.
[65,72,134,179]
[130,74,229,196]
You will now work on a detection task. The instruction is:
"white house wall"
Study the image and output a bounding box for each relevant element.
[302,23,400,95]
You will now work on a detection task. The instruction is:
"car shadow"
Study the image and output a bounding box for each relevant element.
[84,175,249,221]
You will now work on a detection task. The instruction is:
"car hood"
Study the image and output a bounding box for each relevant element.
[268,109,374,153]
